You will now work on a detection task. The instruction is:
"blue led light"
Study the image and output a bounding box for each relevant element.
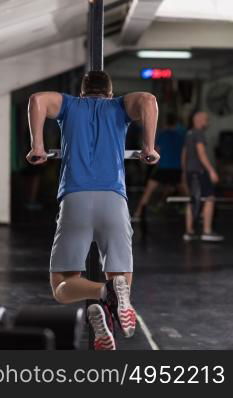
[141,68,153,79]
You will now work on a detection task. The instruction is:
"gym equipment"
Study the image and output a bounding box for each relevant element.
[87,0,103,71]
[86,0,104,351]
[0,327,55,350]
[0,306,55,349]
[31,149,60,162]
[13,305,85,350]
[31,149,156,163]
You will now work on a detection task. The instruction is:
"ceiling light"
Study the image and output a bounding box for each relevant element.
[137,50,192,59]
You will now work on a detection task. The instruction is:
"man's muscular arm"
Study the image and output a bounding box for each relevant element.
[124,92,159,164]
[26,92,62,165]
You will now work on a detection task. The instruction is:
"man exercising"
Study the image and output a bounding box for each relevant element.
[26,71,159,350]
[182,111,224,242]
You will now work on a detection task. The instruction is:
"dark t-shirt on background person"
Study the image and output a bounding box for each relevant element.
[185,129,207,173]
[184,129,214,197]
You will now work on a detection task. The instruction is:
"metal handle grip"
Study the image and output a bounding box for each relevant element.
[30,150,61,163]
[31,150,157,162]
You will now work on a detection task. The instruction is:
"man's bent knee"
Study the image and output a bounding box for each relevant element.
[50,271,81,303]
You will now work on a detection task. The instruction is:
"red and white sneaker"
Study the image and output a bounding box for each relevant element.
[105,276,136,338]
[87,303,116,350]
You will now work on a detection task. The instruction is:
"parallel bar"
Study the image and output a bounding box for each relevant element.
[47,149,143,160]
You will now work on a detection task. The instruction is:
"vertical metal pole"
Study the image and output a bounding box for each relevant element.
[92,0,104,71]
[86,2,93,72]
[86,0,104,350]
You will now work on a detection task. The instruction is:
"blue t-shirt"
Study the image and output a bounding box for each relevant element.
[156,127,186,169]
[55,94,131,201]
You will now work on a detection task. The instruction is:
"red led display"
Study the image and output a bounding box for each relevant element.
[152,68,172,79]
[141,68,173,79]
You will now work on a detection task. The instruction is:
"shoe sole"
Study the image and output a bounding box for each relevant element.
[87,304,116,350]
[201,237,224,242]
[183,235,199,241]
[113,277,136,338]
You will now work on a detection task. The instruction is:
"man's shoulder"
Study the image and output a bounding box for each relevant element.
[61,93,80,104]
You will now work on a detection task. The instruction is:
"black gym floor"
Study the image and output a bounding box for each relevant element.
[0,202,232,350]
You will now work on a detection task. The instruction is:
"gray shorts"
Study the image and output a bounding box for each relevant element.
[50,191,134,273]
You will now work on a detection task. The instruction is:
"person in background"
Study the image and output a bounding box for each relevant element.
[133,113,186,220]
[182,111,224,242]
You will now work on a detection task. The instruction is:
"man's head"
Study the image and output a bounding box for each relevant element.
[192,111,209,130]
[80,70,113,98]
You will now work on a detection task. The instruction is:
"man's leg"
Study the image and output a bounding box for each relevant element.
[183,203,199,241]
[185,203,194,234]
[134,179,159,217]
[94,192,135,338]
[200,198,224,241]
[50,271,117,351]
[106,272,132,286]
[103,272,135,339]
[50,271,104,304]
[49,192,117,350]
[199,173,224,241]
[202,196,215,234]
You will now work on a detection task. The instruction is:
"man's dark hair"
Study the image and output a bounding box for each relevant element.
[166,112,177,127]
[81,70,113,97]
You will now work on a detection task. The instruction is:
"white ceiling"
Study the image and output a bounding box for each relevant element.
[121,0,163,44]
[156,0,233,22]
[0,0,232,100]
[0,0,129,59]
[0,0,87,58]
[1,0,233,61]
